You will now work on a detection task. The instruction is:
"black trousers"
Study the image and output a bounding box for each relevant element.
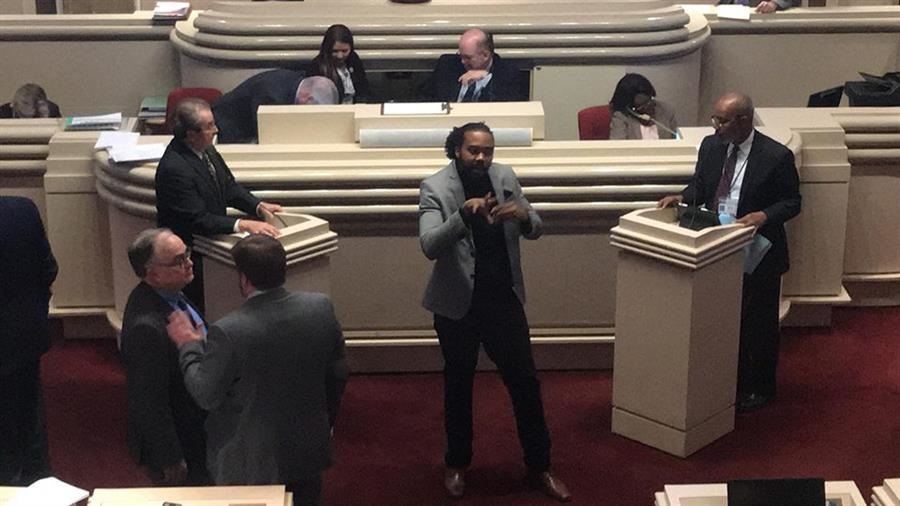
[737,258,783,398]
[286,473,322,506]
[434,287,551,472]
[0,359,50,486]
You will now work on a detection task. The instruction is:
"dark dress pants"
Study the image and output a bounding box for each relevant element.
[737,254,783,398]
[287,473,322,506]
[0,359,50,485]
[434,287,551,472]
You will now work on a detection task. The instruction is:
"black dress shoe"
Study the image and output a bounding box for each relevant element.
[526,471,572,502]
[737,393,773,413]
[443,467,466,498]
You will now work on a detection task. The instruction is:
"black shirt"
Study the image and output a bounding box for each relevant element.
[456,162,514,293]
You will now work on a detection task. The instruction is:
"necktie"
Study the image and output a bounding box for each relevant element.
[202,152,218,184]
[461,83,477,102]
[711,144,738,210]
[176,298,202,329]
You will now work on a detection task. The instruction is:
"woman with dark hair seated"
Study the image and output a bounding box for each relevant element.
[306,24,370,104]
[0,84,61,119]
[609,73,677,140]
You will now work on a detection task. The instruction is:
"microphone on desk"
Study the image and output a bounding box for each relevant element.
[629,107,680,139]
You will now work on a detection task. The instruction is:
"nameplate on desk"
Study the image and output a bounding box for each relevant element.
[381,102,449,116]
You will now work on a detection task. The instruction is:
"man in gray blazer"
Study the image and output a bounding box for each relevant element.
[419,123,570,502]
[167,235,348,506]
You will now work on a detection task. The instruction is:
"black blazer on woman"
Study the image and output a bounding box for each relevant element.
[306,52,370,104]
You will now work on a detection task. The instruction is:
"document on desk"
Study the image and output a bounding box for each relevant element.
[743,233,772,274]
[381,102,448,115]
[7,477,88,506]
[716,5,751,21]
[107,143,167,163]
[94,131,140,150]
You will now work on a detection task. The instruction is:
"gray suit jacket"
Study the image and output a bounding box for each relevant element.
[178,287,348,484]
[419,161,542,320]
[609,100,678,140]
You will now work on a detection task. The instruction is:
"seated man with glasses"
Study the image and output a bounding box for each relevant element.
[657,92,801,413]
[120,228,210,487]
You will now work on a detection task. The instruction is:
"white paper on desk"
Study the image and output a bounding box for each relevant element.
[381,102,448,116]
[8,477,89,506]
[108,143,166,163]
[744,233,772,274]
[153,1,190,16]
[716,4,752,20]
[70,112,123,127]
[94,131,139,150]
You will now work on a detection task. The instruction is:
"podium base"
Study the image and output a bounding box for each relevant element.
[611,405,735,458]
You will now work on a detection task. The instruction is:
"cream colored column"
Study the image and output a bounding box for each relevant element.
[610,207,753,457]
[872,478,900,506]
[45,131,116,337]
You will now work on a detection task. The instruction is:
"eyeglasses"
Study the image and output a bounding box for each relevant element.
[154,247,192,268]
[633,97,656,113]
[710,115,745,128]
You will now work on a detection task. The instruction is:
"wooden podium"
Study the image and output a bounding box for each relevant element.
[609,207,754,457]
[89,485,291,506]
[193,212,338,322]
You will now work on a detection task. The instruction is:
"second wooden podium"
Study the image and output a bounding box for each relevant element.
[609,207,754,457]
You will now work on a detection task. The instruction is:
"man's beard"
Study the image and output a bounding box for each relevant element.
[460,160,490,178]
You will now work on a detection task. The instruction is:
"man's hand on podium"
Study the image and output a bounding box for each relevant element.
[257,201,283,216]
[737,211,767,228]
[657,195,683,208]
[238,219,280,237]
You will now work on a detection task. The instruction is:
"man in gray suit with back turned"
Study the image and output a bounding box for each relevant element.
[419,122,570,502]
[167,234,348,506]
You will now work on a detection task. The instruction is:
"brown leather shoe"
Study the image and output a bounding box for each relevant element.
[443,467,466,498]
[526,471,572,502]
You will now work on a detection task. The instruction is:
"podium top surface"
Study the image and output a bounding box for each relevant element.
[89,485,289,506]
[614,207,754,250]
[193,212,332,251]
[656,481,866,506]
[610,207,754,269]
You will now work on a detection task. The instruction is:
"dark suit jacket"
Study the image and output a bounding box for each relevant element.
[178,287,348,484]
[212,69,306,143]
[419,162,542,319]
[155,137,261,246]
[120,282,207,475]
[0,100,61,119]
[682,131,801,274]
[421,53,528,103]
[0,197,57,374]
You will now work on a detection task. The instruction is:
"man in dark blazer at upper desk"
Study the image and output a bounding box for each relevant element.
[120,228,208,486]
[420,28,528,103]
[212,71,339,144]
[155,97,282,310]
[0,196,56,486]
[167,235,348,506]
[658,91,801,413]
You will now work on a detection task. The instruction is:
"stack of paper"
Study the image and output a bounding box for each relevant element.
[95,131,166,163]
[153,1,190,19]
[7,477,88,506]
[64,112,122,131]
[138,96,166,120]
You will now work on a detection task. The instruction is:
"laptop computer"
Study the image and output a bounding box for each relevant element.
[727,478,826,506]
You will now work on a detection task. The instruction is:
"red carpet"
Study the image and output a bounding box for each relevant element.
[41,307,900,504]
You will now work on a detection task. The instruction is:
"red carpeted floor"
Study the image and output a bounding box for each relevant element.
[42,307,900,505]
